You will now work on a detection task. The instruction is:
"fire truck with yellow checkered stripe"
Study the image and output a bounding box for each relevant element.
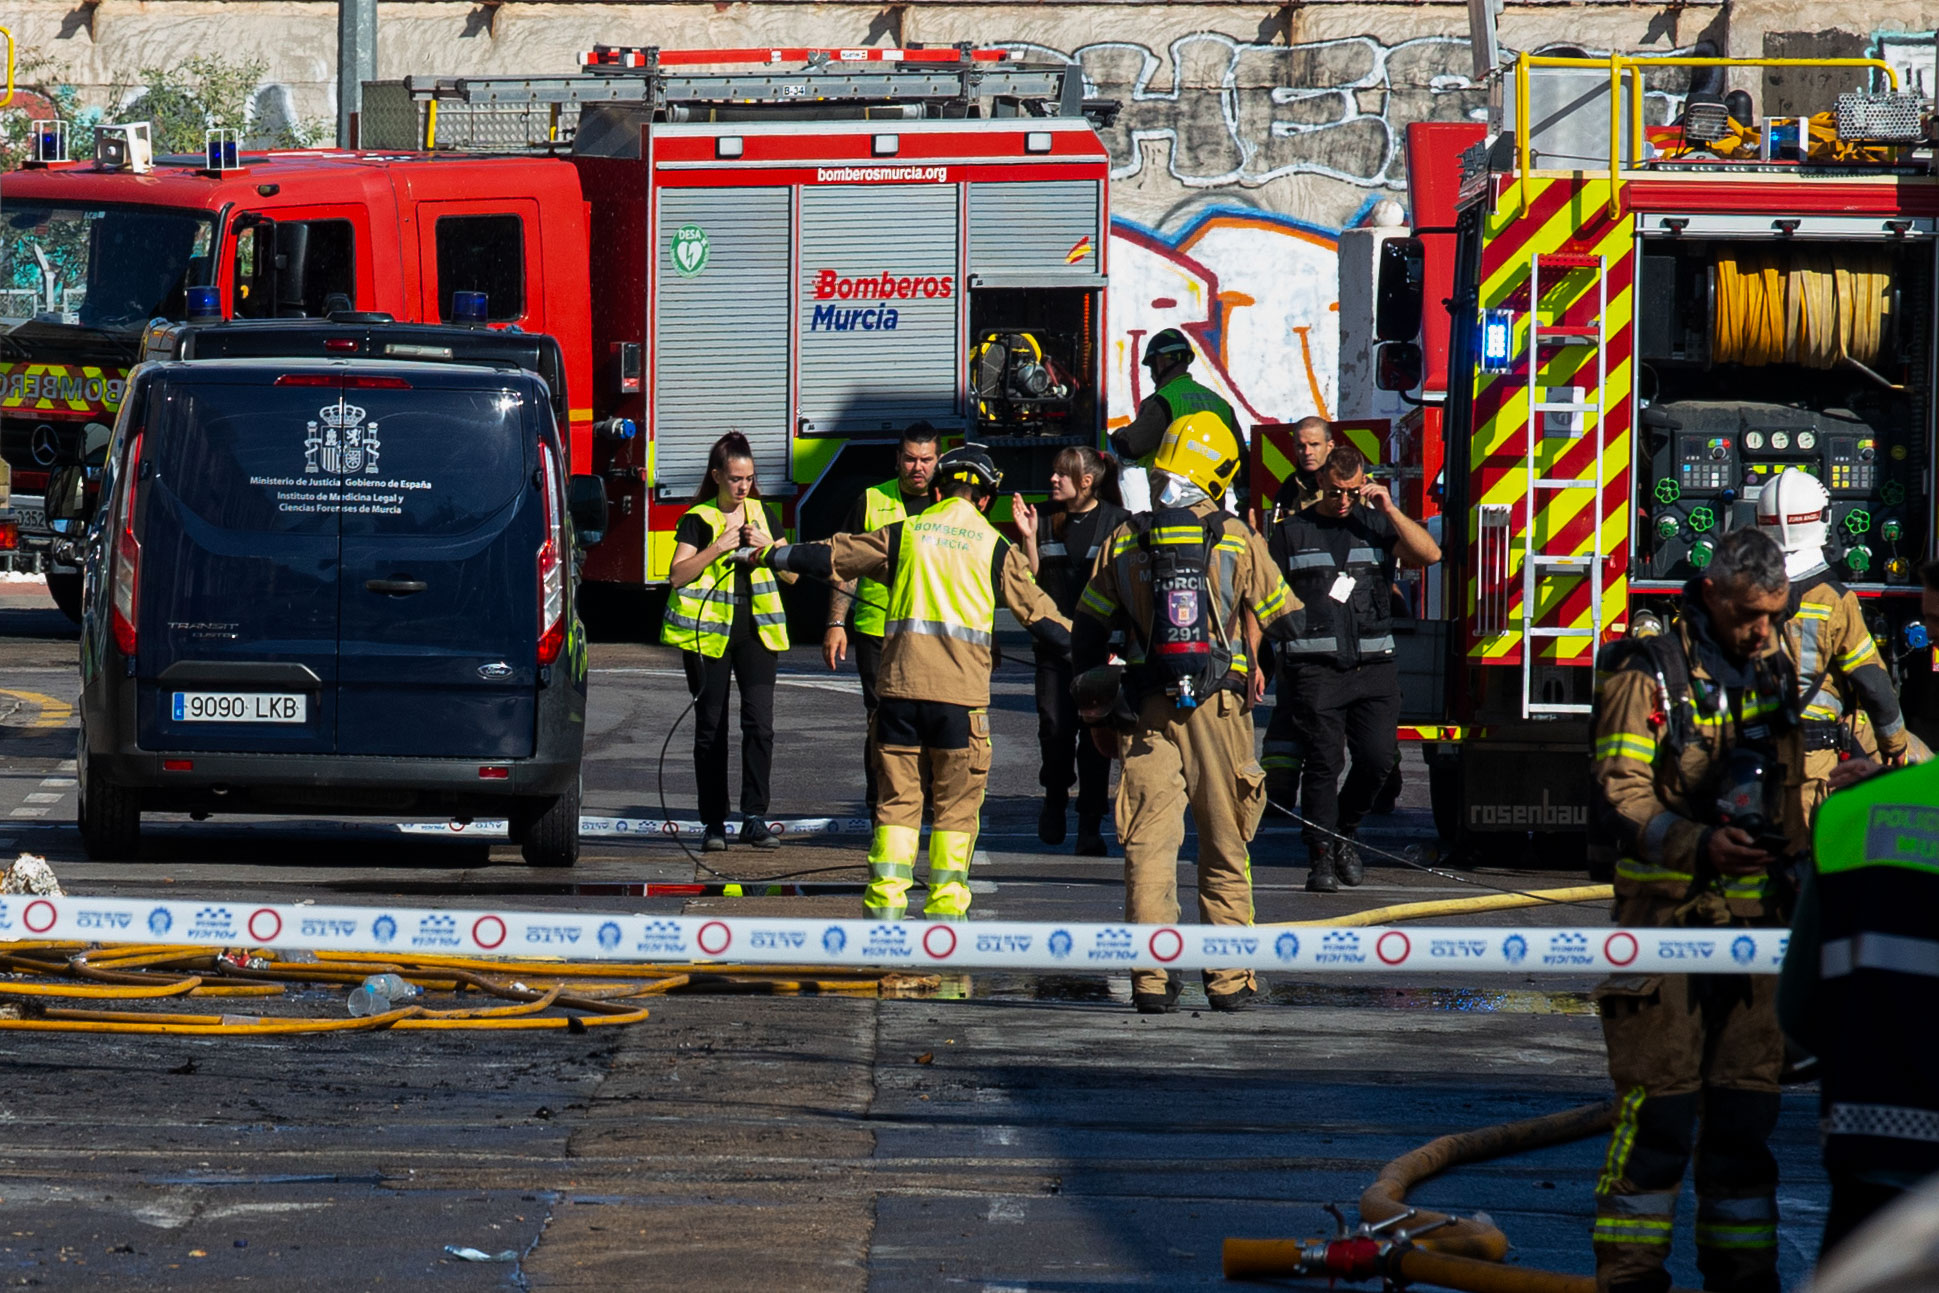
[1306,40,1939,870]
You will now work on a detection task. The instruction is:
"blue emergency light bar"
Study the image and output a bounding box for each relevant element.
[1479,309,1514,373]
[451,292,489,326]
[185,286,222,322]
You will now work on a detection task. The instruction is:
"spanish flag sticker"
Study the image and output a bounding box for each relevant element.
[1065,236,1095,265]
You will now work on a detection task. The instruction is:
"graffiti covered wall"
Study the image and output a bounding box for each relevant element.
[7,0,1928,431]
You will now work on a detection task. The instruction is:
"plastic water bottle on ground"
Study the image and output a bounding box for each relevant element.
[346,973,421,1016]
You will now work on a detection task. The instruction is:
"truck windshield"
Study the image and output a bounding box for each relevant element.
[1,204,217,334]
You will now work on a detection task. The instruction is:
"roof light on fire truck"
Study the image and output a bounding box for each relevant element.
[1479,308,1514,373]
[716,136,744,159]
[186,286,222,323]
[1025,131,1053,154]
[451,291,489,326]
[872,134,900,157]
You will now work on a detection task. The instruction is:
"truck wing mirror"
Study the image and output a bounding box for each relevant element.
[567,474,609,546]
[1375,341,1424,393]
[1375,236,1425,342]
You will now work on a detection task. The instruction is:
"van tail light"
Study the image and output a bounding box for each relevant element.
[536,441,566,666]
[0,521,17,551]
[111,431,144,657]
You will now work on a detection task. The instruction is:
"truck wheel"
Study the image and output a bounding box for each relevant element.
[46,572,82,624]
[77,755,140,860]
[519,778,581,868]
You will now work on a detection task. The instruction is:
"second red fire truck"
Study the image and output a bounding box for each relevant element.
[0,46,1114,617]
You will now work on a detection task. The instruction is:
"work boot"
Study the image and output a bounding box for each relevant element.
[1334,837,1365,887]
[1206,984,1257,1013]
[702,827,728,853]
[1133,975,1182,1015]
[743,816,781,850]
[1305,845,1338,894]
[1074,813,1107,857]
[1037,789,1068,845]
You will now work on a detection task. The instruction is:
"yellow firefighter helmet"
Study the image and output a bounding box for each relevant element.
[1151,410,1242,498]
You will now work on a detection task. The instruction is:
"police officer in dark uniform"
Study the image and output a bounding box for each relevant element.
[1269,443,1439,891]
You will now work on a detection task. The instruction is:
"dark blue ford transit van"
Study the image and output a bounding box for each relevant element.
[76,350,601,866]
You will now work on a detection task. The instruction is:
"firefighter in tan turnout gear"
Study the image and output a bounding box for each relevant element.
[1587,528,1804,1293]
[1074,412,1301,1014]
[746,447,1070,921]
[1755,467,1911,820]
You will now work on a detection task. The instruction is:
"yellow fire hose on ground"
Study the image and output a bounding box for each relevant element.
[1224,1102,1617,1291]
[0,943,940,1035]
[1234,884,1658,1291]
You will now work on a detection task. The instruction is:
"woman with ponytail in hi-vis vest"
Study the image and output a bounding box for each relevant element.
[663,433,794,852]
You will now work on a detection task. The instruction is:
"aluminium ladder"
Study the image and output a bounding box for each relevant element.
[1518,250,1608,719]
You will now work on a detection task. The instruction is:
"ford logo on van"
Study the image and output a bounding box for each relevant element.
[478,662,515,680]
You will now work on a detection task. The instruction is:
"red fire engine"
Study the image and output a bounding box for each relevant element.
[0,47,1113,616]
[1348,50,1939,865]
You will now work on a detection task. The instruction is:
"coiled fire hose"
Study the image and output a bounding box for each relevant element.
[1712,247,1896,387]
[1223,1101,1617,1291]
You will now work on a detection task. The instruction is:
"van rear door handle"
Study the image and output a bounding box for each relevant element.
[365,578,428,595]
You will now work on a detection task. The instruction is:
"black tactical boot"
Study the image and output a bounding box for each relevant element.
[1074,813,1107,857]
[1038,789,1068,845]
[1305,845,1339,894]
[1335,837,1365,887]
[1133,975,1182,1015]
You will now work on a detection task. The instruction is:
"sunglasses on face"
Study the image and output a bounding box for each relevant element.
[1323,485,1363,501]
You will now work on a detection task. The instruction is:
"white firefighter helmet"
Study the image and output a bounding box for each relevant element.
[1754,467,1830,579]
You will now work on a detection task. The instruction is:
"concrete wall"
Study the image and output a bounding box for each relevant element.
[6,0,1934,428]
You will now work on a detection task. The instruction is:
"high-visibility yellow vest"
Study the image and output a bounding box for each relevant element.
[886,495,999,647]
[853,480,912,638]
[661,499,790,657]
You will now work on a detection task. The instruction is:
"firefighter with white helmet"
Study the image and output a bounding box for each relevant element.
[743,446,1070,921]
[1755,467,1909,819]
[1073,412,1301,1013]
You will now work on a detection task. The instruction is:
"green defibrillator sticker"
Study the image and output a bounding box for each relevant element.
[671,224,711,277]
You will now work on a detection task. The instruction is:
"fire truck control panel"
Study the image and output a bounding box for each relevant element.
[1633,237,1931,585]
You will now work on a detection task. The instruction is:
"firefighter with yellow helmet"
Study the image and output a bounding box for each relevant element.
[1755,467,1912,819]
[744,446,1070,920]
[1073,412,1301,1013]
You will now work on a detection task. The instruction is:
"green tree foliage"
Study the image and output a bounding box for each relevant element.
[116,55,318,155]
[0,53,321,170]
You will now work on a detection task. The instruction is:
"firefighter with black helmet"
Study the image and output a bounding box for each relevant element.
[1755,467,1911,820]
[744,446,1069,921]
[1073,412,1301,1014]
[1587,526,1804,1293]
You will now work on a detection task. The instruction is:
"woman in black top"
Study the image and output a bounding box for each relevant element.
[1014,446,1128,855]
[663,432,793,852]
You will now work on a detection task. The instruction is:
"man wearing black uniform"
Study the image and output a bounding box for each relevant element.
[1262,416,1335,812]
[1270,444,1440,892]
[824,423,940,812]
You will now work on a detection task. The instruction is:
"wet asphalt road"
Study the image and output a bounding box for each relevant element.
[0,580,1829,1290]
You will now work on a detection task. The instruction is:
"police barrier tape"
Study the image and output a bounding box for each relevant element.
[0,897,1792,973]
[396,815,876,838]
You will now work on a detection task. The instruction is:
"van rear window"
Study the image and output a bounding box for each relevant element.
[338,388,527,536]
[154,379,528,536]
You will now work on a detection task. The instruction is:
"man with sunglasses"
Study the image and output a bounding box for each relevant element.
[1268,443,1439,891]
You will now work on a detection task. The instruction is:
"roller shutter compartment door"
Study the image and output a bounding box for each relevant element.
[967,181,1101,279]
[798,185,960,434]
[655,187,792,493]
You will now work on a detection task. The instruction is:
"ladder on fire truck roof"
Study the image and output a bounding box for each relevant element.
[365,45,1093,153]
[1519,250,1607,719]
